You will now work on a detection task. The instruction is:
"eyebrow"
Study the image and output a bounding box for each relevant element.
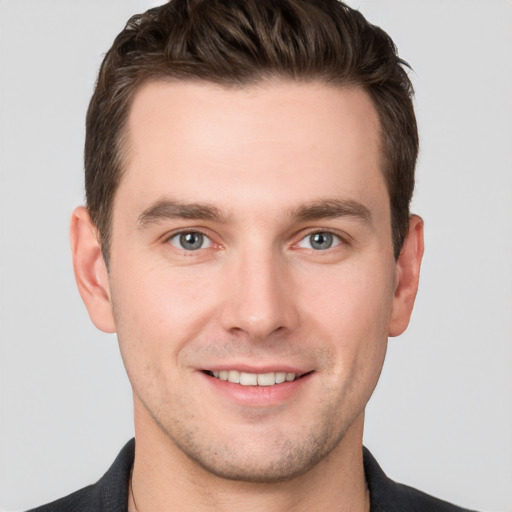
[290,199,372,225]
[137,198,227,227]
[137,197,372,228]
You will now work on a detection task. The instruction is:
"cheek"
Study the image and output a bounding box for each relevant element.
[298,258,394,395]
[109,261,223,355]
[108,266,217,406]
[299,258,395,341]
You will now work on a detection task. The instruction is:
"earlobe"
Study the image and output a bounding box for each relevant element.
[388,214,424,337]
[70,206,116,333]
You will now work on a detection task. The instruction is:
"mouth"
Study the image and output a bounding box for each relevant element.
[203,370,309,387]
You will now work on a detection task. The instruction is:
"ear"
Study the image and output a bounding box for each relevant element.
[388,214,424,337]
[70,206,116,333]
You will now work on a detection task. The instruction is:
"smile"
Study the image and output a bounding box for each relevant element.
[204,370,301,386]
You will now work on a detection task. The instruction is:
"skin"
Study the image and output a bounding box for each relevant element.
[71,80,423,512]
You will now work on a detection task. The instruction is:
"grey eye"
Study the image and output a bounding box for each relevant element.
[298,232,341,250]
[169,232,211,251]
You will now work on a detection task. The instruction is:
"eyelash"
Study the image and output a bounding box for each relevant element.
[164,228,346,253]
[166,230,215,252]
[295,231,344,251]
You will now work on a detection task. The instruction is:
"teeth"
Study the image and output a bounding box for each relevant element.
[209,370,297,386]
[275,372,286,384]
[240,372,258,385]
[228,370,240,383]
[257,373,275,386]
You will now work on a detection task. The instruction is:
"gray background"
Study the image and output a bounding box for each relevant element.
[1,1,511,511]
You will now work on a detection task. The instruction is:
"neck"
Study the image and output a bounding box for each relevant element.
[129,406,369,512]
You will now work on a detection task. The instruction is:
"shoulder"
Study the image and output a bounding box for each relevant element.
[387,480,477,512]
[363,447,477,512]
[25,439,135,512]
[25,484,98,512]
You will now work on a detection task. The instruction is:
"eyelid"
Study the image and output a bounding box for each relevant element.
[163,227,220,251]
[160,226,349,252]
[293,228,348,250]
[169,232,211,250]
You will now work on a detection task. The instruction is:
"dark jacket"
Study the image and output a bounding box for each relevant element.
[27,439,476,512]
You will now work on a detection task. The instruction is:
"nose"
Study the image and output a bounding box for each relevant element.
[219,247,299,341]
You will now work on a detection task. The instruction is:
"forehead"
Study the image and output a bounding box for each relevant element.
[117,79,386,218]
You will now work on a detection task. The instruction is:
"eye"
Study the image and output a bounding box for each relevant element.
[297,231,342,251]
[168,231,212,251]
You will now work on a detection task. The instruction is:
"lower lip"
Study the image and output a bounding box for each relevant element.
[200,372,313,407]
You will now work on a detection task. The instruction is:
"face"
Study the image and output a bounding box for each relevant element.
[73,80,422,483]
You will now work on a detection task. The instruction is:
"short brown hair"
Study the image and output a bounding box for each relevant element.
[85,0,418,260]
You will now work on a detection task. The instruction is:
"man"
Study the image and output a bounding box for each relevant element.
[28,0,475,510]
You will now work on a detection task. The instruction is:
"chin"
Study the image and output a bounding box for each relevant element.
[161,415,352,484]
[185,447,327,484]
